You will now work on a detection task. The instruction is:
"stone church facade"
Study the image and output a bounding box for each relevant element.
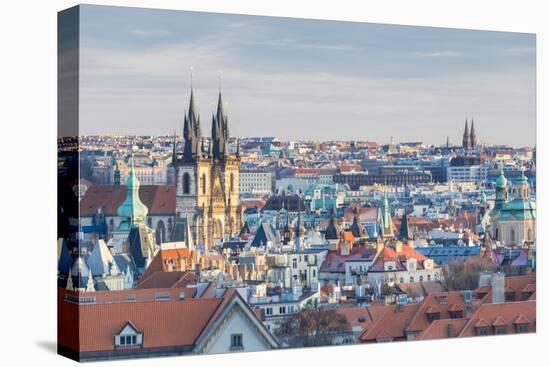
[174,88,241,251]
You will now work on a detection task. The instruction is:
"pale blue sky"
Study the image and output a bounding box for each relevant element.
[78,5,536,146]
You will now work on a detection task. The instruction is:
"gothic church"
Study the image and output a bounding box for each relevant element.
[174,87,241,252]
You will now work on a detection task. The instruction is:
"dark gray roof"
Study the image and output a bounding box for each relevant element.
[251,223,279,247]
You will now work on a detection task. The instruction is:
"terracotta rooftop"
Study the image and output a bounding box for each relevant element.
[458,300,536,337]
[58,288,222,353]
[359,303,421,342]
[80,184,176,216]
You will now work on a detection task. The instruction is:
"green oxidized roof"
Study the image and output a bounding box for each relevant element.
[117,157,149,229]
[495,170,507,189]
[498,198,536,220]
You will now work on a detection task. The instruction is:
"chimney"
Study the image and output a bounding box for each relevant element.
[447,324,454,338]
[395,240,403,253]
[478,271,492,288]
[340,240,351,256]
[465,303,473,318]
[490,272,505,304]
[376,240,385,255]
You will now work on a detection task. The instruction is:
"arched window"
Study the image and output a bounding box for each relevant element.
[183,173,190,194]
[167,218,173,233]
[511,229,515,243]
[202,173,206,195]
[156,220,166,244]
[230,173,234,193]
[495,228,499,240]
[109,218,114,232]
[409,276,414,283]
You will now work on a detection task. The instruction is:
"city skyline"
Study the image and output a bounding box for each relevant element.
[78,5,535,146]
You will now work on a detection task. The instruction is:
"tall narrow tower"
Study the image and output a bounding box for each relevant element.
[381,190,394,238]
[470,118,477,149]
[175,86,203,240]
[462,118,471,150]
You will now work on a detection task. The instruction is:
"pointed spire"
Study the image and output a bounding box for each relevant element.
[183,82,201,162]
[470,118,477,148]
[463,118,470,149]
[399,212,410,241]
[116,154,148,229]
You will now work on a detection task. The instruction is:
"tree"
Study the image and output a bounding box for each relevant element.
[274,307,349,348]
[443,257,497,291]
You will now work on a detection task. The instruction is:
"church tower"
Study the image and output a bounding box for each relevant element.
[462,118,471,150]
[381,190,394,238]
[470,119,477,149]
[175,86,202,233]
[174,83,241,252]
[209,90,241,245]
[494,169,509,211]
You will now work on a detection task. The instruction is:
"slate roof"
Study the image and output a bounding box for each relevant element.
[251,222,279,247]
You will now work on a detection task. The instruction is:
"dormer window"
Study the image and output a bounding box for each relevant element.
[115,322,143,348]
[425,306,440,322]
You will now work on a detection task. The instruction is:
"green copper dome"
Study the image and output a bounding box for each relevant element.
[117,157,148,229]
[495,170,507,189]
[517,170,529,185]
[480,192,487,203]
[498,198,536,220]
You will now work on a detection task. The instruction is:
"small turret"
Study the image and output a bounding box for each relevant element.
[116,156,149,230]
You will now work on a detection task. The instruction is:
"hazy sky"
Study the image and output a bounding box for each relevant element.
[78,5,536,146]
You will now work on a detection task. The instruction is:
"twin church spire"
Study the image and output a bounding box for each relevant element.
[178,83,235,163]
[462,118,477,150]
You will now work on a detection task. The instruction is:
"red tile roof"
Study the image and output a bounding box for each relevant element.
[406,291,481,333]
[458,300,536,337]
[80,184,176,216]
[136,271,198,290]
[58,288,222,353]
[342,207,378,223]
[415,318,468,340]
[359,303,421,342]
[319,246,376,273]
[369,244,429,272]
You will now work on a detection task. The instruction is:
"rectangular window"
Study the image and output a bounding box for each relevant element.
[516,324,529,333]
[279,306,286,314]
[230,334,243,349]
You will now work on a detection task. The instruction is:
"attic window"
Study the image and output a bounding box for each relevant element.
[115,323,143,348]
[516,324,529,333]
[230,334,243,350]
[476,326,490,336]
